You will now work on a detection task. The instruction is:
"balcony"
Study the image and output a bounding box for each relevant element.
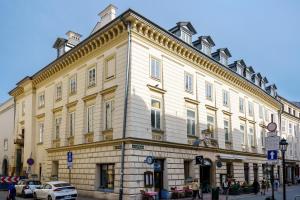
[102,129,113,140]
[152,129,164,141]
[14,138,24,146]
[84,132,94,143]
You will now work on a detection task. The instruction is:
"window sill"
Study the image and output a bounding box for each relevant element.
[152,129,164,134]
[185,90,193,94]
[69,92,77,96]
[37,142,43,145]
[225,141,232,144]
[102,129,113,134]
[105,76,116,82]
[55,98,62,102]
[38,106,45,109]
[150,76,161,82]
[87,84,96,89]
[187,134,198,139]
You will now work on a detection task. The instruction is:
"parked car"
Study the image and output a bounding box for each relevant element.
[15,179,42,197]
[33,181,77,200]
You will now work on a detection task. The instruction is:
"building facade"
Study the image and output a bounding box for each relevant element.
[0,98,15,176]
[7,4,300,199]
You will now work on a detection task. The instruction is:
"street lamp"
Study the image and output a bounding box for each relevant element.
[279,138,288,200]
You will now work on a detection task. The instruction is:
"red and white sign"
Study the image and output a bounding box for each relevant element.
[0,176,20,183]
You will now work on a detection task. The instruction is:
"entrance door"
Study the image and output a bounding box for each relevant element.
[154,159,164,197]
[2,159,8,176]
[200,159,212,193]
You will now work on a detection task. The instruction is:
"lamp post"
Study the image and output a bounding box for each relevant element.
[279,138,288,200]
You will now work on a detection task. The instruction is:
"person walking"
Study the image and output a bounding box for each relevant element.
[192,178,201,200]
[252,179,260,195]
[261,178,266,196]
[274,179,279,191]
[7,183,16,200]
[222,179,229,195]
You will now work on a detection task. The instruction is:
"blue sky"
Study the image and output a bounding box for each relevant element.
[0,0,299,103]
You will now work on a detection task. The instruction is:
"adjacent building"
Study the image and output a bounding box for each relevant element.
[5,4,300,199]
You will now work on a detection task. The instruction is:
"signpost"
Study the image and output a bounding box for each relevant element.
[67,151,73,184]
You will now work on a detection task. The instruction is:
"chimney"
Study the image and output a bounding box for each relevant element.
[66,31,82,46]
[91,4,117,34]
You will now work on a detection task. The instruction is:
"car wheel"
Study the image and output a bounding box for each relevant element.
[33,193,37,200]
[48,195,52,200]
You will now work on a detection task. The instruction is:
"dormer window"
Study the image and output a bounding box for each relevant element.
[212,48,231,66]
[202,43,211,55]
[193,36,215,56]
[181,30,191,44]
[255,77,260,85]
[169,22,197,45]
[220,54,227,65]
[246,71,251,80]
[237,66,243,75]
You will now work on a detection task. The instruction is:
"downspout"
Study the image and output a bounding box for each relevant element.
[119,19,131,200]
[13,98,17,176]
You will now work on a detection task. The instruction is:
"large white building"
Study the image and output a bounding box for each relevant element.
[4,4,300,199]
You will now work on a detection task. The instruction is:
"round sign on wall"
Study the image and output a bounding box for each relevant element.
[216,160,223,168]
[267,122,277,132]
[27,158,34,166]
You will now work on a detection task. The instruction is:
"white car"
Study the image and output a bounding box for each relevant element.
[33,181,77,200]
[15,179,42,197]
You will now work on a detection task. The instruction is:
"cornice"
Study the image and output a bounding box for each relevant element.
[66,100,78,108]
[100,85,118,96]
[147,84,166,94]
[52,106,63,113]
[222,110,232,116]
[82,92,98,102]
[282,111,300,122]
[205,104,218,111]
[184,97,199,105]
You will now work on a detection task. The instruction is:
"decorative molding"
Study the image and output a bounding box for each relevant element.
[248,120,256,124]
[147,84,166,94]
[82,93,98,102]
[100,85,118,96]
[239,116,247,121]
[205,104,218,111]
[52,106,63,113]
[66,100,78,108]
[36,113,45,119]
[184,97,199,105]
[222,110,232,116]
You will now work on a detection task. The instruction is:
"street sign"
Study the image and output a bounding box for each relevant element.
[27,158,34,166]
[267,150,278,160]
[265,135,280,151]
[67,151,73,169]
[195,156,204,165]
[267,122,277,132]
[145,156,154,165]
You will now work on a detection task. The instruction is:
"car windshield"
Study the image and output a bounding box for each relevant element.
[27,181,41,185]
[53,183,71,187]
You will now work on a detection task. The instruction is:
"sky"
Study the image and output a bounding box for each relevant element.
[0,0,299,103]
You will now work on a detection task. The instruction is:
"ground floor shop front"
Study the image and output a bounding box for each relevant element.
[38,138,300,199]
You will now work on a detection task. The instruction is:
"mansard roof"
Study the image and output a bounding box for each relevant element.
[212,48,232,58]
[193,36,215,47]
[169,21,197,35]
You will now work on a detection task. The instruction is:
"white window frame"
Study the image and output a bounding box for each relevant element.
[248,102,254,116]
[289,123,293,134]
[184,72,193,93]
[240,124,245,145]
[222,90,229,107]
[86,105,95,133]
[38,92,45,108]
[205,82,213,100]
[38,122,44,143]
[239,97,245,113]
[54,117,62,139]
[224,119,231,142]
[207,114,215,138]
[187,109,196,136]
[248,125,255,147]
[151,99,161,130]
[281,119,286,132]
[55,83,62,101]
[259,105,263,119]
[87,67,96,88]
[181,30,191,44]
[69,75,77,95]
[69,112,75,137]
[220,54,227,65]
[150,57,161,80]
[105,100,114,130]
[201,43,211,55]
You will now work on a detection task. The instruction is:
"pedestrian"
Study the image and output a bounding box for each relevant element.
[261,178,266,196]
[266,179,270,192]
[191,178,200,200]
[222,179,229,195]
[274,179,279,191]
[252,179,260,195]
[7,183,16,200]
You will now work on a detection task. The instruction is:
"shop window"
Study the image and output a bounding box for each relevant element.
[253,163,258,181]
[226,162,234,178]
[244,163,249,184]
[144,171,153,188]
[99,164,115,190]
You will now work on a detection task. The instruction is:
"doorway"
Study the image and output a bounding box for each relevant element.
[200,159,212,193]
[154,159,164,197]
[2,159,8,176]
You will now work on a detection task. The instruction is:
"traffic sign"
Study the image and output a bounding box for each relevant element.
[27,158,34,166]
[145,156,154,165]
[195,156,204,165]
[267,122,277,132]
[67,151,73,169]
[265,135,280,151]
[267,150,278,160]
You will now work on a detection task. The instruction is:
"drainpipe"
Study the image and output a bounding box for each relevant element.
[13,98,17,176]
[119,19,132,200]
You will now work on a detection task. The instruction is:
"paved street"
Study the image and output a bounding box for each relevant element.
[0,184,299,199]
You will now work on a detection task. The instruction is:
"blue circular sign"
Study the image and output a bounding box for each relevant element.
[27,158,34,166]
[145,156,154,165]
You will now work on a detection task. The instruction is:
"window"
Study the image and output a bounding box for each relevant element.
[226,162,234,178]
[69,75,77,95]
[237,66,243,75]
[207,115,215,138]
[224,120,230,142]
[4,139,8,151]
[54,117,62,139]
[288,107,291,114]
[261,129,265,147]
[105,100,114,130]
[184,161,192,181]
[244,163,249,183]
[265,109,269,121]
[293,110,296,116]
[239,98,244,113]
[38,123,44,143]
[184,72,193,93]
[87,67,96,87]
[220,55,227,65]
[38,92,45,108]
[289,123,292,134]
[259,105,263,119]
[100,164,115,190]
[151,99,161,130]
[55,83,62,101]
[181,31,191,44]
[248,125,255,147]
[105,56,116,80]
[253,164,258,181]
[282,119,286,132]
[294,125,297,135]
[205,82,213,100]
[150,57,161,80]
[69,112,75,136]
[22,101,25,115]
[248,102,254,116]
[240,124,245,145]
[86,105,95,133]
[222,90,229,107]
[202,43,210,55]
[187,110,196,136]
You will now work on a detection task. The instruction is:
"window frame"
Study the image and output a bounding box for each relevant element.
[240,124,246,145]
[55,82,62,101]
[205,82,213,101]
[207,114,215,138]
[187,109,196,136]
[239,97,245,113]
[38,92,45,109]
[86,105,95,133]
[150,56,161,81]
[4,139,8,151]
[224,119,231,142]
[68,112,75,137]
[99,163,115,190]
[248,102,254,116]
[54,117,62,140]
[151,99,162,130]
[104,55,116,81]
[184,72,193,93]
[38,122,44,143]
[222,90,229,107]
[69,75,77,95]
[87,67,97,88]
[105,100,114,130]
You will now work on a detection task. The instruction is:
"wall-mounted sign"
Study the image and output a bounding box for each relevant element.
[195,155,204,165]
[145,156,154,165]
[216,160,223,168]
[27,158,34,166]
[267,122,277,132]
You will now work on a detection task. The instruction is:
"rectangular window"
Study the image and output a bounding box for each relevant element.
[38,123,44,143]
[248,102,254,116]
[150,57,161,80]
[187,110,196,136]
[240,124,245,145]
[202,43,210,55]
[22,101,25,115]
[86,105,95,133]
[181,31,191,44]
[87,67,96,87]
[69,75,77,95]
[259,105,263,119]
[282,119,286,132]
[239,98,244,113]
[184,160,192,181]
[4,139,8,151]
[224,120,230,142]
[38,92,45,108]
[205,82,213,100]
[56,83,62,101]
[105,56,116,80]
[55,117,62,139]
[244,163,249,183]
[265,108,269,121]
[289,123,292,134]
[261,129,265,147]
[248,125,255,147]
[253,164,258,181]
[100,164,115,190]
[184,72,193,93]
[207,114,215,138]
[226,162,234,178]
[105,100,114,130]
[222,90,229,107]
[220,55,227,65]
[151,99,161,130]
[69,112,75,136]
